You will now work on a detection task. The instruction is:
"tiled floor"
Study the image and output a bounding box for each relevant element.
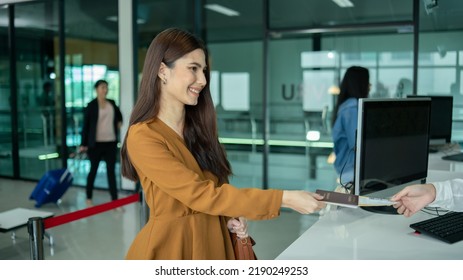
[0,178,323,260]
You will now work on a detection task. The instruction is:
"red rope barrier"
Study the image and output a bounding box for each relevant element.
[43,193,140,229]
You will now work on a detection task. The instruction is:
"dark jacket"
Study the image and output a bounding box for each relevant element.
[81,98,123,148]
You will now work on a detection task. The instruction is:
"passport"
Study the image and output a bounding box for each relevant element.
[316,189,396,208]
[316,189,359,208]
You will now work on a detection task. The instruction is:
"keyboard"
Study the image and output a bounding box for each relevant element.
[442,153,463,162]
[410,212,463,244]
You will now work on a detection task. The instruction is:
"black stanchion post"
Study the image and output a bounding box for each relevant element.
[139,190,149,229]
[27,217,45,260]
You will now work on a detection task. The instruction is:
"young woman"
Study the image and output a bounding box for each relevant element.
[80,80,122,206]
[120,28,325,260]
[331,66,370,185]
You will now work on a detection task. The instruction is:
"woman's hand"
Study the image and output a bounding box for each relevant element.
[227,217,248,239]
[281,191,326,214]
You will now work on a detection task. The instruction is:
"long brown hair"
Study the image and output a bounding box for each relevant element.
[121,28,232,184]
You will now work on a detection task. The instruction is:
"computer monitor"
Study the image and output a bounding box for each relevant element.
[354,98,431,214]
[407,95,453,145]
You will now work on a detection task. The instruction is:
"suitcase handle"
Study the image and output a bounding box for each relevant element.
[59,169,70,183]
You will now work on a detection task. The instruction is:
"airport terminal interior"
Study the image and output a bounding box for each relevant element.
[1,0,463,259]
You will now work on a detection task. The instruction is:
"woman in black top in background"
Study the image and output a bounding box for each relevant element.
[80,80,123,206]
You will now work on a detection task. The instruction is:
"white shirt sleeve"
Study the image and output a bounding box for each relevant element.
[428,179,463,211]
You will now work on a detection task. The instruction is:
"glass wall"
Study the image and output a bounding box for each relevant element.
[205,0,264,188]
[64,0,120,188]
[137,0,195,75]
[267,37,334,190]
[209,40,264,188]
[265,0,414,190]
[418,0,463,141]
[0,0,121,191]
[2,0,463,191]
[417,26,463,143]
[14,1,61,179]
[128,0,459,191]
[0,6,12,177]
[322,33,414,100]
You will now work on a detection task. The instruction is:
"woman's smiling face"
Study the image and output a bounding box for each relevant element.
[160,48,207,107]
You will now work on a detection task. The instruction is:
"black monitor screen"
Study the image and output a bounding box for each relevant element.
[354,99,431,201]
[407,95,453,144]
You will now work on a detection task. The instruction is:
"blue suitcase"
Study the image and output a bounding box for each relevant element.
[30,168,73,207]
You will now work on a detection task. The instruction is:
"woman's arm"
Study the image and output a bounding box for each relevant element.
[127,123,324,220]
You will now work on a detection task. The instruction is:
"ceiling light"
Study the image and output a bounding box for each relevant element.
[205,4,240,16]
[332,0,354,8]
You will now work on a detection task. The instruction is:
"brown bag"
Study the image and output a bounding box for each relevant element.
[231,232,257,260]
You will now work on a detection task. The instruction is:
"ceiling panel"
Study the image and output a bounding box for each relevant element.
[269,0,413,30]
[1,0,463,44]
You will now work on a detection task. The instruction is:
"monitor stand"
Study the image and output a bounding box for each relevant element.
[360,205,399,215]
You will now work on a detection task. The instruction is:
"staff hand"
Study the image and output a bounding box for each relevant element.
[390,184,436,217]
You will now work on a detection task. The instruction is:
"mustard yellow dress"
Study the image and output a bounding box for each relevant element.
[125,118,283,260]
